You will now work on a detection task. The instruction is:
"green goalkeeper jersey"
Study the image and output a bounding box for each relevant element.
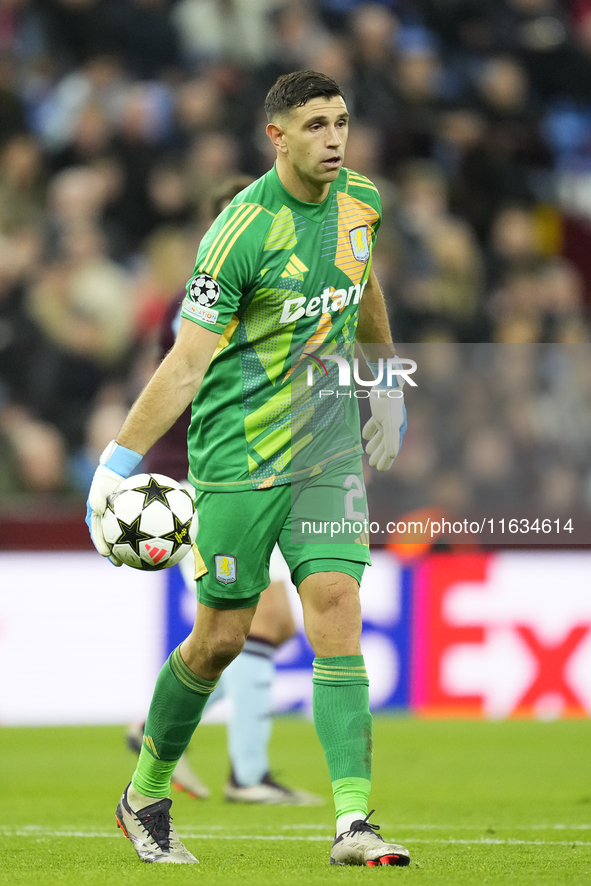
[181,164,382,492]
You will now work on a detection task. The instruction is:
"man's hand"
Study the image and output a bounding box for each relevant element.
[362,391,407,471]
[86,440,143,565]
[361,359,407,471]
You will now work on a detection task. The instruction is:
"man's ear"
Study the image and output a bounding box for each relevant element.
[266,121,287,154]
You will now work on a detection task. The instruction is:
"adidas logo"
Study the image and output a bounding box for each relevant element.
[280,253,308,279]
[145,544,167,563]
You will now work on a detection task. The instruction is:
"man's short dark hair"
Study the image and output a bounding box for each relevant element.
[264,71,345,121]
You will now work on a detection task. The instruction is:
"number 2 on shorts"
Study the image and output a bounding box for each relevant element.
[344,474,366,521]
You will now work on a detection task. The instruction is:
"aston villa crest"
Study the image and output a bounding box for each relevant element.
[215,554,237,584]
[349,225,370,262]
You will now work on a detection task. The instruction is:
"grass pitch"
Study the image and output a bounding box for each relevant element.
[1,716,590,885]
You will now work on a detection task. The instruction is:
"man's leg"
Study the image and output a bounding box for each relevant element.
[123,547,213,800]
[164,541,307,802]
[132,601,256,796]
[298,569,410,867]
[298,571,371,822]
[117,601,255,864]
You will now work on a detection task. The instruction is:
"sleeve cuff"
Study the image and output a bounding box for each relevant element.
[99,440,143,478]
[181,305,227,335]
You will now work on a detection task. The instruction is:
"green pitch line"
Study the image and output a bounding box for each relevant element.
[0,716,590,885]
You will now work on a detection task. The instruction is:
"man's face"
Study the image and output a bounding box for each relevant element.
[272,95,349,190]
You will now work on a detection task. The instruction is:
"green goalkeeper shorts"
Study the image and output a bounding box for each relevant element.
[190,457,371,609]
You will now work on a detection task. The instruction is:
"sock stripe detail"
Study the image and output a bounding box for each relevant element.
[314,665,368,673]
[169,646,219,695]
[313,673,369,685]
[313,657,368,684]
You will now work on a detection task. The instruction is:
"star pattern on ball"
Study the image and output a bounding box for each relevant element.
[134,476,174,507]
[190,274,220,307]
[162,512,193,555]
[114,516,153,556]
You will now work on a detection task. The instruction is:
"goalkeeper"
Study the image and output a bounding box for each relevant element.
[128,255,321,806]
[87,70,408,867]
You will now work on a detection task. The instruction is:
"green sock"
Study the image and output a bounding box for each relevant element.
[312,655,372,818]
[131,645,218,798]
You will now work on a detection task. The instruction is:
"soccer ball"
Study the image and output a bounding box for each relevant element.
[102,473,197,570]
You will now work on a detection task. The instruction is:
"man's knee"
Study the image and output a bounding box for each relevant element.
[300,572,360,616]
[207,629,247,669]
[183,625,246,674]
[182,604,255,677]
[298,572,362,657]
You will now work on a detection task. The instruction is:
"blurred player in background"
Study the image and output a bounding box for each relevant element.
[127,178,322,805]
[87,71,409,867]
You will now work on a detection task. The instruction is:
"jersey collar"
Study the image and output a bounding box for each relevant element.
[268,164,340,221]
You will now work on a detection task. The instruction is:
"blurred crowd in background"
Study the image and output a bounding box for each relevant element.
[1,0,591,516]
[364,342,591,529]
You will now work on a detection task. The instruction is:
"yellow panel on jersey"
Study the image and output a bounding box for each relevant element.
[334,191,380,286]
[264,204,297,252]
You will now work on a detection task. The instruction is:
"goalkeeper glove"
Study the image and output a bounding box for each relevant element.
[362,360,407,471]
[86,440,143,565]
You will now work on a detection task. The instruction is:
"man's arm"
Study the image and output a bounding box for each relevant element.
[355,266,407,471]
[86,318,220,561]
[117,319,220,454]
[355,265,395,359]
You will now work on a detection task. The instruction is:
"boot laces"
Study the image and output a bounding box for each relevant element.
[348,810,381,837]
[138,806,171,851]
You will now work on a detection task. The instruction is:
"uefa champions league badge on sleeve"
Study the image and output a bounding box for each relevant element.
[214,554,237,584]
[189,274,221,307]
[186,274,221,324]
